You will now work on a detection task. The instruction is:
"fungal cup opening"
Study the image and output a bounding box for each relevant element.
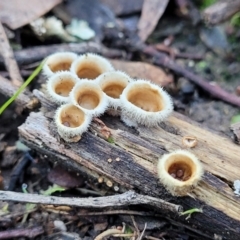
[77,63,102,79]
[49,61,72,73]
[71,54,114,80]
[54,79,76,97]
[164,153,198,182]
[102,82,126,99]
[75,89,101,110]
[60,105,85,128]
[127,85,164,112]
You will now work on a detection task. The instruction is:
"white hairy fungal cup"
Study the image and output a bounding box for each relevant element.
[70,80,108,116]
[120,79,173,127]
[43,52,78,77]
[96,71,132,115]
[70,53,114,80]
[157,150,204,196]
[47,71,79,104]
[55,103,92,142]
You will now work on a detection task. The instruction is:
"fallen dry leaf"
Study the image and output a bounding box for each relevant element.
[110,59,173,87]
[47,165,84,188]
[138,0,169,41]
[0,0,62,29]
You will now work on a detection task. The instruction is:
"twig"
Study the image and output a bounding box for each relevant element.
[138,223,147,240]
[142,45,240,108]
[0,190,182,214]
[78,209,160,216]
[131,215,140,237]
[0,42,125,67]
[8,152,34,191]
[0,22,23,86]
[0,226,44,239]
[154,44,203,60]
[94,228,123,240]
[113,233,136,237]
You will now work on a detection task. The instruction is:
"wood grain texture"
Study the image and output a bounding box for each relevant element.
[231,122,240,145]
[0,190,181,213]
[18,90,240,239]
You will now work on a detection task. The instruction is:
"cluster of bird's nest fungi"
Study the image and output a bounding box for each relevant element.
[42,52,204,196]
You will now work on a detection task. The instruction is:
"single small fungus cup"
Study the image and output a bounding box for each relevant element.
[157,150,204,196]
[70,53,114,80]
[96,71,132,115]
[47,71,79,104]
[43,52,77,77]
[120,79,173,127]
[55,103,92,142]
[70,80,108,116]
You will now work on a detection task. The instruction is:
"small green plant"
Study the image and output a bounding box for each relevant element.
[107,136,115,144]
[199,0,217,10]
[231,114,240,124]
[21,184,36,223]
[230,12,240,27]
[41,184,66,196]
[21,183,66,223]
[0,203,9,216]
[180,207,203,220]
[0,59,46,115]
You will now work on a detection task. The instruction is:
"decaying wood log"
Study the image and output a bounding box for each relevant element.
[18,90,240,239]
[0,75,39,111]
[203,0,240,25]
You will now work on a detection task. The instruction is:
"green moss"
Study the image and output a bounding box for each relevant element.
[230,12,240,27]
[231,114,240,124]
[107,136,115,144]
[198,0,217,10]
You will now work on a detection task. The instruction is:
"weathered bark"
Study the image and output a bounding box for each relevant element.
[203,0,240,25]
[231,122,240,145]
[0,190,181,213]
[0,75,39,110]
[18,90,240,239]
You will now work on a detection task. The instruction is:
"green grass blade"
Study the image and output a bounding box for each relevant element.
[0,59,46,115]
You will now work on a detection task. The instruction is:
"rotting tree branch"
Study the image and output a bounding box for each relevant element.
[0,42,125,67]
[141,44,240,108]
[0,190,182,214]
